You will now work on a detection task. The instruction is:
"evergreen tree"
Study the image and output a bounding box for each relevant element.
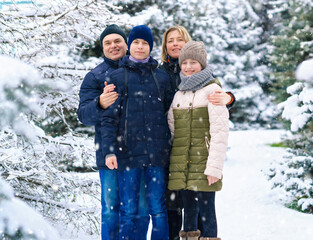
[0,178,59,240]
[266,57,313,213]
[0,55,101,236]
[268,0,313,104]
[265,0,313,214]
[0,0,124,137]
[266,148,313,213]
[0,1,126,235]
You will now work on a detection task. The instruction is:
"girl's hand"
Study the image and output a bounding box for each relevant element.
[208,90,231,106]
[207,175,219,186]
[105,155,118,169]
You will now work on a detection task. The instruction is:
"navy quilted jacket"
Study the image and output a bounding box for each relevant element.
[77,56,119,169]
[101,56,173,171]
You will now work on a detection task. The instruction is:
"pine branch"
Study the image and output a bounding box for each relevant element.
[16,193,97,214]
[38,64,93,71]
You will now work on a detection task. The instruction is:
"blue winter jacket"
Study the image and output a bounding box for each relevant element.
[77,56,119,170]
[101,56,173,171]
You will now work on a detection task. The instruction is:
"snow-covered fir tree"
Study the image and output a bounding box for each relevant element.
[0,55,60,239]
[0,54,101,235]
[265,0,313,213]
[266,58,313,213]
[0,177,59,239]
[1,0,125,137]
[0,0,128,235]
[268,0,313,104]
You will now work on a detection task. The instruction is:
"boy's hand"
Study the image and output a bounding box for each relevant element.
[99,81,118,109]
[208,90,231,106]
[106,155,118,169]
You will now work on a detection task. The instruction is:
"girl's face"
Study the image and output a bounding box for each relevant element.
[130,39,150,60]
[181,59,202,76]
[166,30,186,59]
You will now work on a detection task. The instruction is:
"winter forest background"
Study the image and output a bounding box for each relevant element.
[0,0,313,239]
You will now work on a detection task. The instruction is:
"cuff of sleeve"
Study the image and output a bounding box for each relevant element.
[204,167,222,179]
[96,96,106,110]
[226,92,236,109]
[105,154,116,160]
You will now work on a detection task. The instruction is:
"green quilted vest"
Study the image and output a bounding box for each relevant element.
[168,79,223,192]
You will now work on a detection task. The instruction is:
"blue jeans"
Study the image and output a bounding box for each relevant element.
[118,167,169,240]
[99,169,150,240]
[181,190,217,237]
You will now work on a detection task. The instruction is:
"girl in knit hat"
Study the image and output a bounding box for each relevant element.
[167,41,229,240]
[101,25,172,240]
[160,26,235,240]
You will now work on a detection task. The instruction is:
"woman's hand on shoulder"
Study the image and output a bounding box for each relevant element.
[208,90,231,106]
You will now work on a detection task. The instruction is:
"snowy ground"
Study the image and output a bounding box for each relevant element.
[60,129,313,240]
[217,129,313,240]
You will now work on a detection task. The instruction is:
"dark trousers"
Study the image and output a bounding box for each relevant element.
[166,190,204,240]
[181,190,217,238]
[166,190,182,240]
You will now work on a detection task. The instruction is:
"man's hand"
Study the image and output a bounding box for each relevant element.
[208,90,231,106]
[207,175,219,186]
[105,155,118,170]
[99,81,118,109]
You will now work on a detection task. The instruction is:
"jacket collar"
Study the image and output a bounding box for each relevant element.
[119,55,158,73]
[164,55,180,74]
[103,55,119,69]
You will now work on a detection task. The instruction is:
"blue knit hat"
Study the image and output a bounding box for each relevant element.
[100,24,127,49]
[128,25,153,52]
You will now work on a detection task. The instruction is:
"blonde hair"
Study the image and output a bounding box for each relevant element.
[161,25,192,62]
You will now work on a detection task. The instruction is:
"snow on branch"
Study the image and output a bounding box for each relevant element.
[0,130,100,234]
[0,0,122,60]
[279,59,313,132]
[0,178,60,240]
[242,0,260,22]
[0,53,99,235]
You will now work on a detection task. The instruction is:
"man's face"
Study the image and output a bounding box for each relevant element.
[102,34,127,61]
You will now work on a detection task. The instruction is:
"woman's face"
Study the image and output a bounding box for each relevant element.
[166,30,186,59]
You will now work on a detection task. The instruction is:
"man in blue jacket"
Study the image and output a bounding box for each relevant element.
[77,24,149,240]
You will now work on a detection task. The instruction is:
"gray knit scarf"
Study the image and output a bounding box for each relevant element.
[179,65,215,91]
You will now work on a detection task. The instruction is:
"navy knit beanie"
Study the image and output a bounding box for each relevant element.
[99,24,127,49]
[128,25,153,52]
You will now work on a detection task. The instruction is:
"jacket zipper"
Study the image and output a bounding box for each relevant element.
[205,136,210,151]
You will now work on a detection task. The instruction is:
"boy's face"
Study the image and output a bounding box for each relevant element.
[181,59,202,76]
[130,39,150,60]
